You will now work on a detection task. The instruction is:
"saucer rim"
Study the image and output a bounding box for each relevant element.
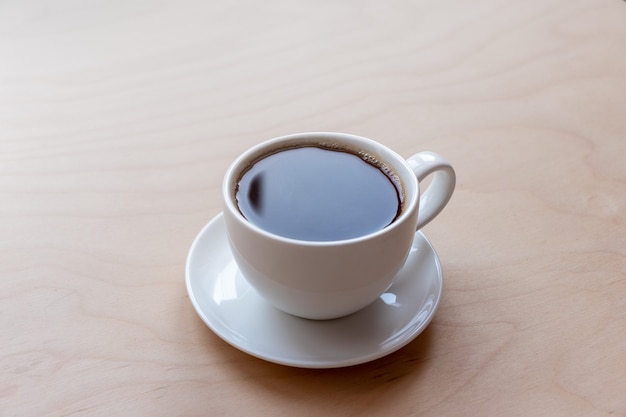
[185,212,443,368]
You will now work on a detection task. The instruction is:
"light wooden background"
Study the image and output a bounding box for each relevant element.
[1,0,625,416]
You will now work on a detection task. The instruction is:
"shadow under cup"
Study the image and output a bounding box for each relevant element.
[222,132,421,320]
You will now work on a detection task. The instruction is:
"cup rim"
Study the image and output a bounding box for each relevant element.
[222,132,419,246]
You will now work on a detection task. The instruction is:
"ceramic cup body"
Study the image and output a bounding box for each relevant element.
[222,132,455,320]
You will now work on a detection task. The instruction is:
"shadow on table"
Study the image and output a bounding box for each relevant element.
[225,324,437,412]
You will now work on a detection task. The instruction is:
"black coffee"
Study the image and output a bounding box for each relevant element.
[235,145,402,241]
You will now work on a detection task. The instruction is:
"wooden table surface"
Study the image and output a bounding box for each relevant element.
[2,0,625,415]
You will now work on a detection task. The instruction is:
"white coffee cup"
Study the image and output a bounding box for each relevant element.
[222,132,455,320]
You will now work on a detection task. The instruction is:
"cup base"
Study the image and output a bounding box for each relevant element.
[185,212,443,368]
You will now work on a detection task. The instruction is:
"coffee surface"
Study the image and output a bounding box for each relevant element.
[236,146,401,241]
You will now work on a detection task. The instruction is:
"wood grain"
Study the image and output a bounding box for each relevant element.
[1,0,624,416]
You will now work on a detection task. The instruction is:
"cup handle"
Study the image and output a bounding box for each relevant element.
[407,151,456,230]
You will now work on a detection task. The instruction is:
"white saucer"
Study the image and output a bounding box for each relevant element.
[185,213,443,368]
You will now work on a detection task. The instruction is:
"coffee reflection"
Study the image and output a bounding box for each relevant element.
[247,173,264,214]
[235,144,402,241]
